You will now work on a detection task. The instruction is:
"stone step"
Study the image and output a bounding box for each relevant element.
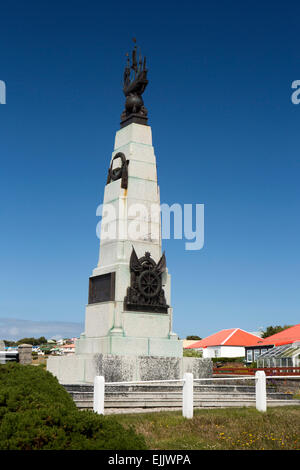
[74,398,300,410]
[104,400,300,413]
[64,384,280,397]
[71,395,296,405]
[64,383,299,412]
[68,391,292,401]
[64,384,268,392]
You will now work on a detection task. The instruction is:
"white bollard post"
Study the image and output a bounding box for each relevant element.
[182,373,194,419]
[255,371,267,412]
[93,375,105,415]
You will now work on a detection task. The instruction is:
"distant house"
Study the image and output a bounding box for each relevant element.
[60,343,75,355]
[185,328,261,359]
[245,323,300,364]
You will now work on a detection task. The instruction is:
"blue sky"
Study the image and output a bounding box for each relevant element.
[0,1,299,340]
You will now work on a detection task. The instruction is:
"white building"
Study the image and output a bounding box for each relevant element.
[185,328,261,359]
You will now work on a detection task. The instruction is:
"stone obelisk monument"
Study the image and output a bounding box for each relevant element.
[47,42,211,383]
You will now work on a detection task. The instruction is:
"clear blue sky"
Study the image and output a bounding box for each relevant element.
[0,1,299,339]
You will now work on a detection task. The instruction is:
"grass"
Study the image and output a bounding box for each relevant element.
[109,407,300,450]
[31,356,48,366]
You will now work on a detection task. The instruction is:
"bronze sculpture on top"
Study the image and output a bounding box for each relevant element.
[120,39,149,128]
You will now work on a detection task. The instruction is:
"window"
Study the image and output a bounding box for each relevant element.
[246,350,253,363]
[254,349,260,361]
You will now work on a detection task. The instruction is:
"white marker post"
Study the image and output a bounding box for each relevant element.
[255,371,267,412]
[182,372,194,419]
[93,375,105,415]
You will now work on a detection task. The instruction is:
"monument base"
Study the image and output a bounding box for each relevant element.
[47,353,212,384]
[74,330,182,357]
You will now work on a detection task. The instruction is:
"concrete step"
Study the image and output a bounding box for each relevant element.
[72,395,298,405]
[64,384,273,393]
[74,398,300,410]
[68,390,293,401]
[64,383,299,412]
[102,400,300,414]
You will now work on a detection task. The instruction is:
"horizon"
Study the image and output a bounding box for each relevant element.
[0,317,297,342]
[1,1,299,339]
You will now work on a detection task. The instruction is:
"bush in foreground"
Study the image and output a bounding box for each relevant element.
[0,363,147,450]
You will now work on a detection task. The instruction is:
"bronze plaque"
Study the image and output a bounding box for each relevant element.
[88,272,115,304]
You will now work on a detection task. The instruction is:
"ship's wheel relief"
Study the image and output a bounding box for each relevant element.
[138,270,161,298]
[124,247,168,313]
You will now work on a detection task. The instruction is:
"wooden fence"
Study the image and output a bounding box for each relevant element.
[213,367,300,376]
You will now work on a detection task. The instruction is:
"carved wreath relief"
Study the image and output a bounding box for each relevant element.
[124,247,169,313]
[106,152,129,189]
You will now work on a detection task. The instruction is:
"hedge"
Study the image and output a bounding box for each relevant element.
[0,363,147,450]
[211,357,245,364]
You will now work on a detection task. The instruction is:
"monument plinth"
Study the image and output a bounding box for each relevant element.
[47,42,212,384]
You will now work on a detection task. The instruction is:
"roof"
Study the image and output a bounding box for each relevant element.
[183,340,199,348]
[247,324,300,347]
[257,343,300,360]
[185,328,261,349]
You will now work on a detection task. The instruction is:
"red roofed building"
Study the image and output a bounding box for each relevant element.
[59,343,75,355]
[245,324,300,364]
[185,328,261,359]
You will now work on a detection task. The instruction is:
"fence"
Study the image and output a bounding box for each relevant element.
[0,351,19,364]
[0,345,32,365]
[213,367,300,376]
[92,372,300,419]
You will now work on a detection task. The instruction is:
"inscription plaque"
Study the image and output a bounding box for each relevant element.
[88,272,115,304]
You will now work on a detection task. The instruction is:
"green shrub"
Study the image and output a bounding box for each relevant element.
[211,357,245,364]
[0,407,147,450]
[183,349,203,357]
[248,361,257,368]
[0,363,147,450]
[0,362,74,418]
